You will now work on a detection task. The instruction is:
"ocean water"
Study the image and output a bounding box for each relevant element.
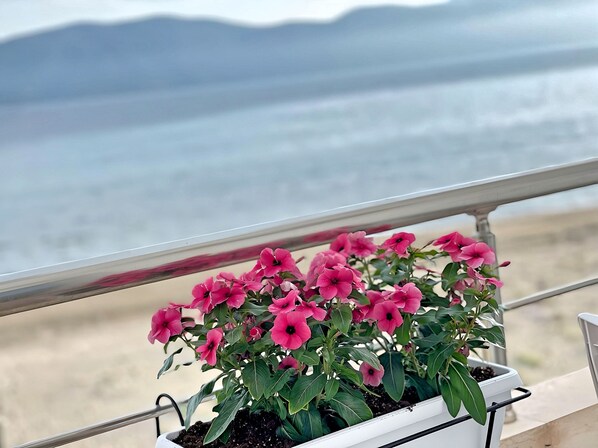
[1,66,597,274]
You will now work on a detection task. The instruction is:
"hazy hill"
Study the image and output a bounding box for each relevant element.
[0,0,597,104]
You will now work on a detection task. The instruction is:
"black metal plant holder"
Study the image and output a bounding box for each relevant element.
[155,387,531,448]
[155,393,185,439]
[378,387,531,448]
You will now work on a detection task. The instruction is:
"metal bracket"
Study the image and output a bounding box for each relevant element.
[155,393,184,438]
[377,387,531,448]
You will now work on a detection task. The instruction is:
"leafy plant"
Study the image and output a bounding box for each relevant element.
[149,230,506,443]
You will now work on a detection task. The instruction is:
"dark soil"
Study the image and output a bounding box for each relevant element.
[173,409,295,448]
[173,366,496,448]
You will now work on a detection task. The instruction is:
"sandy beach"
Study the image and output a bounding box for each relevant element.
[1,206,597,448]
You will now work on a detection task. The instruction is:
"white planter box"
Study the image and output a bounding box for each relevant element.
[157,360,521,448]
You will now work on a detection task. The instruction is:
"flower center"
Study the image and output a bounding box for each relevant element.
[207,342,214,350]
[386,312,393,321]
[162,322,169,328]
[273,259,281,266]
[368,369,375,375]
[286,325,296,335]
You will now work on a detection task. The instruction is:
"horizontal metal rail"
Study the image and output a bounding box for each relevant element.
[503,276,598,311]
[13,395,198,448]
[1,158,597,317]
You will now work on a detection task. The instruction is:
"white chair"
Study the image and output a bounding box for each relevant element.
[578,312,598,398]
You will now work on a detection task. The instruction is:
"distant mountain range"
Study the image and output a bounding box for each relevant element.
[1,0,597,104]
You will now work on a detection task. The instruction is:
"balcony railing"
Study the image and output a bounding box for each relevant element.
[2,158,597,448]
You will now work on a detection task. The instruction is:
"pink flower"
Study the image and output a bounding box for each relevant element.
[389,283,422,314]
[316,266,354,300]
[148,308,184,344]
[211,283,246,309]
[381,232,415,256]
[297,299,327,321]
[268,290,299,315]
[433,232,460,250]
[305,250,347,288]
[280,281,298,292]
[259,248,298,277]
[459,242,496,268]
[466,267,503,289]
[190,277,215,313]
[352,308,367,323]
[279,356,300,370]
[434,232,477,262]
[360,290,385,319]
[485,277,504,288]
[196,328,223,366]
[271,311,311,350]
[330,233,352,256]
[347,231,377,258]
[360,362,385,387]
[372,301,404,334]
[239,267,263,292]
[450,293,462,307]
[248,326,264,341]
[216,271,237,282]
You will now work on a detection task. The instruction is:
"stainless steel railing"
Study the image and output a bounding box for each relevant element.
[2,158,598,448]
[2,158,597,317]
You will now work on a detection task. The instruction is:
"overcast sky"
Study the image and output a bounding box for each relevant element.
[0,0,447,41]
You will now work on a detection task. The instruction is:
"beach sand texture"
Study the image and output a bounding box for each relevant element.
[1,207,597,448]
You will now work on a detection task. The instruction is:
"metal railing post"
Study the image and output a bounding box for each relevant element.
[473,209,516,423]
[473,209,507,366]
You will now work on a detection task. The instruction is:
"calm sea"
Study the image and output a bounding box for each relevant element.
[1,66,597,274]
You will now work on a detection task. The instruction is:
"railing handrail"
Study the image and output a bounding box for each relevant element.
[1,158,597,317]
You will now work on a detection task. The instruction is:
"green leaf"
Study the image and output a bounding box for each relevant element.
[447,362,487,425]
[427,343,457,379]
[217,426,232,444]
[307,337,324,350]
[265,368,294,398]
[324,379,340,400]
[472,326,505,348]
[274,396,288,420]
[224,326,244,345]
[451,352,468,365]
[288,372,327,414]
[290,405,326,441]
[414,331,450,349]
[331,305,353,334]
[296,350,320,366]
[394,315,411,345]
[380,352,405,402]
[278,419,304,442]
[439,376,462,418]
[239,302,269,315]
[349,290,370,305]
[441,262,463,290]
[213,304,229,324]
[328,392,373,426]
[250,333,273,353]
[278,383,292,402]
[241,359,271,400]
[185,378,218,428]
[157,347,183,379]
[406,374,437,401]
[338,347,381,370]
[332,361,362,386]
[204,391,248,444]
